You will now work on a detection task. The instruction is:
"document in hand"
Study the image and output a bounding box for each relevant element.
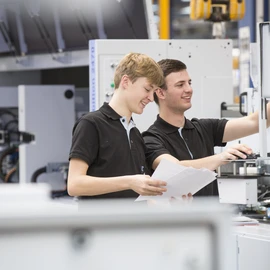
[136,159,217,202]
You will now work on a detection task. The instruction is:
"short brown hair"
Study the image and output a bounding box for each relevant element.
[114,52,164,89]
[154,59,187,105]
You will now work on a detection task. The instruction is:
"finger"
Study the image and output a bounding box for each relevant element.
[239,145,253,155]
[188,193,193,197]
[182,195,187,199]
[148,180,167,187]
[147,186,167,193]
[142,186,167,196]
[240,143,252,150]
[143,191,163,196]
[232,144,252,155]
[228,149,245,159]
[234,150,246,159]
[227,153,238,160]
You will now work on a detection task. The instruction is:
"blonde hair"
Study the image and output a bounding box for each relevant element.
[114,52,164,89]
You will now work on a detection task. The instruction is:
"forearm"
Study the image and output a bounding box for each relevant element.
[67,175,132,196]
[153,153,223,171]
[179,154,223,171]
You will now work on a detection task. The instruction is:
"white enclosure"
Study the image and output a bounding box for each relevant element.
[18,85,75,189]
[89,39,233,132]
[0,188,233,270]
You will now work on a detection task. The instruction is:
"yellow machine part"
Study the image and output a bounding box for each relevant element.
[229,0,245,20]
[159,0,170,39]
[190,0,212,20]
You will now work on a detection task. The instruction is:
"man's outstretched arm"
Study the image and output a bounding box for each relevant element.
[152,144,252,171]
[223,102,270,142]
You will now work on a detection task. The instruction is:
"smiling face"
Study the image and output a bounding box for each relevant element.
[161,69,193,114]
[126,77,157,114]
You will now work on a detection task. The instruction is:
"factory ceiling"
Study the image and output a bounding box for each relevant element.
[0,0,149,58]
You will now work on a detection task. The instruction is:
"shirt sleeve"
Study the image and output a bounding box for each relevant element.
[69,118,99,165]
[197,118,228,147]
[142,130,170,169]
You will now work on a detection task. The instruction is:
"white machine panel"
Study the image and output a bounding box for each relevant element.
[237,235,270,270]
[234,224,270,270]
[0,194,233,270]
[18,85,75,189]
[167,39,233,120]
[90,39,233,132]
[217,178,258,204]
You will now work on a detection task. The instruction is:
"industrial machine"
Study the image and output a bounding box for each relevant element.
[217,22,270,222]
[0,87,35,183]
[18,85,75,197]
[190,0,245,38]
[0,87,20,183]
[0,85,75,198]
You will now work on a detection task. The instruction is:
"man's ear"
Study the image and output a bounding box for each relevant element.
[155,88,166,100]
[120,75,130,89]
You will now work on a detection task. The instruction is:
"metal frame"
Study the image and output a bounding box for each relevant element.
[257,22,270,158]
[0,49,89,71]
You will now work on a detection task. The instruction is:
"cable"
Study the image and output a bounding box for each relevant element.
[30,166,46,183]
[258,189,270,201]
[0,109,17,119]
[51,189,68,198]
[0,146,18,181]
[4,167,16,183]
[30,165,69,198]
[3,119,18,131]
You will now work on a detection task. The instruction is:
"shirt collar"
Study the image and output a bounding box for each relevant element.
[99,102,122,120]
[155,115,194,134]
[120,116,136,129]
[99,103,135,124]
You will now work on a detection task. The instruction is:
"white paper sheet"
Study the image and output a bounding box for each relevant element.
[135,159,217,202]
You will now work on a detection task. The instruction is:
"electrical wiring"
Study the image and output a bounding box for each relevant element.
[0,109,17,119]
[3,119,18,131]
[0,146,18,182]
[4,167,17,183]
[30,166,47,183]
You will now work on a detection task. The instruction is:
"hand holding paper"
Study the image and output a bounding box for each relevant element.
[136,159,217,202]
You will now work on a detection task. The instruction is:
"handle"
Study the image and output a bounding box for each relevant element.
[239,92,248,116]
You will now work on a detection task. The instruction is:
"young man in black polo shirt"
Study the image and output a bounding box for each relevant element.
[142,59,270,196]
[68,53,167,199]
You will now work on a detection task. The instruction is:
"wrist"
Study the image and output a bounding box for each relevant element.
[217,152,226,165]
[125,175,133,190]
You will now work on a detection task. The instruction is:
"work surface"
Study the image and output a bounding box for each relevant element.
[234,222,270,238]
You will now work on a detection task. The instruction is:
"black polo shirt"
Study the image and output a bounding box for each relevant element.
[142,115,228,196]
[69,103,149,199]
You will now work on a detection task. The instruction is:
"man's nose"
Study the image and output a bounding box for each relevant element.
[184,84,192,92]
